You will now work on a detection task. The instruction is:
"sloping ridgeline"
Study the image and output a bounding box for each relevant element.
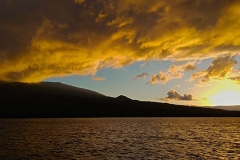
[0,82,240,118]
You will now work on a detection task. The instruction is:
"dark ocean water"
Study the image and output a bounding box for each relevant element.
[0,118,240,160]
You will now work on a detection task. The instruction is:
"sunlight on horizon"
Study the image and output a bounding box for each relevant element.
[210,90,240,106]
[202,80,240,106]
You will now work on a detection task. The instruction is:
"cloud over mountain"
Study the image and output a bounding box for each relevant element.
[1,0,240,82]
[160,89,194,101]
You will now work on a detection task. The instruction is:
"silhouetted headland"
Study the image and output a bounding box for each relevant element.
[0,82,240,118]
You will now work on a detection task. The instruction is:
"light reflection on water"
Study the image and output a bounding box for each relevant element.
[0,118,240,159]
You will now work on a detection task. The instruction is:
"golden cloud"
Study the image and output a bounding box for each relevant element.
[91,77,106,81]
[189,55,238,83]
[0,0,240,82]
[134,72,150,80]
[159,89,195,101]
[149,61,196,84]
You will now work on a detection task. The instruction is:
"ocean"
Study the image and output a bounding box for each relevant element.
[0,118,239,159]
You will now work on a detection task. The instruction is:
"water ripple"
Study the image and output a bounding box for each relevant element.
[0,118,240,159]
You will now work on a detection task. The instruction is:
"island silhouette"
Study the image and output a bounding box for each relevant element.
[0,82,239,118]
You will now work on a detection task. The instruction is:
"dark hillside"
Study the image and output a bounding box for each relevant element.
[0,82,239,118]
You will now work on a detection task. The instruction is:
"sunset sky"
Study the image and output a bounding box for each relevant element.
[1,0,240,108]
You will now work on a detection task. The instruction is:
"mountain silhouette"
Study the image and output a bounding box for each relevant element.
[116,95,132,101]
[0,82,240,118]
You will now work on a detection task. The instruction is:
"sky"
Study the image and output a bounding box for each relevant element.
[1,0,240,109]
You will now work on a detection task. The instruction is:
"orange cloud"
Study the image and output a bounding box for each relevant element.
[134,72,150,80]
[189,55,237,83]
[0,0,240,82]
[149,61,196,84]
[91,77,106,81]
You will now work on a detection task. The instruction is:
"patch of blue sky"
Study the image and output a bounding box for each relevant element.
[45,55,240,104]
[45,60,174,101]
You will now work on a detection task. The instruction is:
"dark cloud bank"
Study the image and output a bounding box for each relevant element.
[0,0,240,82]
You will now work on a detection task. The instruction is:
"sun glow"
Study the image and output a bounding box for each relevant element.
[202,80,240,106]
[210,90,240,106]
